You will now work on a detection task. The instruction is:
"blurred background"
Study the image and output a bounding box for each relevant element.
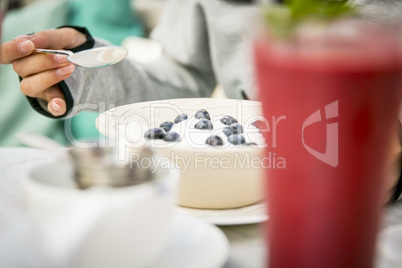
[0,0,177,147]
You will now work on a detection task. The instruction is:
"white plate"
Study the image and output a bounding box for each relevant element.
[152,213,230,268]
[176,202,268,226]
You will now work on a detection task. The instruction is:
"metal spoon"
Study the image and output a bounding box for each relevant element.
[34,46,128,68]
[17,132,71,162]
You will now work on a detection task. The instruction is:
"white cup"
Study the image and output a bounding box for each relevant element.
[21,160,179,268]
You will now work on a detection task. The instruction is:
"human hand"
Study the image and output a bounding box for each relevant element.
[0,28,87,116]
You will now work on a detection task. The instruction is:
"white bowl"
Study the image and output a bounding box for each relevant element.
[97,98,265,209]
[22,160,179,268]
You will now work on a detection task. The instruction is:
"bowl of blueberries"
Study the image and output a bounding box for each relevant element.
[97,98,266,209]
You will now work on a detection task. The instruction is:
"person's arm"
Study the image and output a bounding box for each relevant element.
[1,0,216,118]
[64,0,216,117]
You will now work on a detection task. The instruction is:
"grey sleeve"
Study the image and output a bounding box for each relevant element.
[65,0,216,117]
[349,0,402,26]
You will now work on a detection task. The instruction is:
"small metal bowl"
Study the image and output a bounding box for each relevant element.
[68,146,154,189]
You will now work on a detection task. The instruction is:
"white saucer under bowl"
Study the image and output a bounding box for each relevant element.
[176,202,268,226]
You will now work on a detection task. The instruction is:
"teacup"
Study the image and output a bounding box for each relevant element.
[21,159,179,268]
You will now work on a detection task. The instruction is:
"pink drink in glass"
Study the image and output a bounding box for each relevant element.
[255,21,402,268]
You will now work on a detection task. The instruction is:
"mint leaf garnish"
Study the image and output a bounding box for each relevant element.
[264,0,356,39]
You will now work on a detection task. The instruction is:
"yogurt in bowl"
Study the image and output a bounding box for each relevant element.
[97,98,267,209]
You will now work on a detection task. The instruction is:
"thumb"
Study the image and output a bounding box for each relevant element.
[43,86,67,116]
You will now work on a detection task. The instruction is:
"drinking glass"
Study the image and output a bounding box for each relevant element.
[255,20,402,268]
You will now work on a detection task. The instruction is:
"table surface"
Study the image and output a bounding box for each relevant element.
[1,147,401,268]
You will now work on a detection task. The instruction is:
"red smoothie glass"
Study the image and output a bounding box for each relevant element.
[255,20,402,268]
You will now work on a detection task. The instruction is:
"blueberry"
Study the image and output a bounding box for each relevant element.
[230,123,243,134]
[223,127,235,137]
[160,121,174,132]
[163,132,180,142]
[174,114,188,124]
[220,115,238,125]
[251,120,266,130]
[228,134,245,145]
[144,128,166,139]
[194,119,213,130]
[195,109,211,120]
[206,135,223,146]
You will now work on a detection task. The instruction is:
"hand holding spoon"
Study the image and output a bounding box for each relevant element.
[34,46,128,68]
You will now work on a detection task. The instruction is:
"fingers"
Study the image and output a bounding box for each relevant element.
[11,42,74,117]
[29,28,87,51]
[13,53,70,78]
[0,28,84,117]
[1,27,86,64]
[0,37,35,64]
[20,64,75,98]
